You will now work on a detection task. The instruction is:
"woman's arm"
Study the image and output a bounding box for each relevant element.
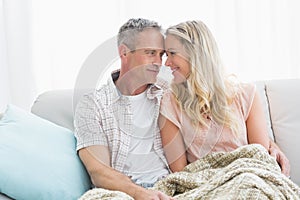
[159,114,187,172]
[246,91,290,176]
[246,91,270,149]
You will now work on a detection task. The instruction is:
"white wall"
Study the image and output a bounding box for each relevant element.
[1,0,300,110]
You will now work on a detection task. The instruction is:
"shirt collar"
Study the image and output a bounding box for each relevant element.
[108,69,163,101]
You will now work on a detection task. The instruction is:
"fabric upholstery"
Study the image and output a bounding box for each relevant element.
[265,79,300,185]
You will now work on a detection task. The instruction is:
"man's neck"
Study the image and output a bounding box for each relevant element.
[115,77,149,96]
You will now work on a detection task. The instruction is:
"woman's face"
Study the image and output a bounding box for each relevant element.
[164,34,191,83]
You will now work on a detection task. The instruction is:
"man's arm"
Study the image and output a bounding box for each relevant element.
[79,146,174,200]
[268,140,290,177]
[74,95,173,199]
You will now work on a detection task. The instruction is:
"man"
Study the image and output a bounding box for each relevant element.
[74,18,173,200]
[74,18,290,200]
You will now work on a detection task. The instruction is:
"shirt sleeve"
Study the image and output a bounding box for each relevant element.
[160,90,182,129]
[238,83,256,120]
[74,93,108,151]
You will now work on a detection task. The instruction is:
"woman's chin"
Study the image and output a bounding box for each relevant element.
[171,71,188,83]
[172,76,187,84]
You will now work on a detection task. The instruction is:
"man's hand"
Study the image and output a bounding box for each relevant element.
[79,147,174,200]
[134,187,175,200]
[269,141,290,177]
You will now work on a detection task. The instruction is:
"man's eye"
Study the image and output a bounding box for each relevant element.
[145,50,155,55]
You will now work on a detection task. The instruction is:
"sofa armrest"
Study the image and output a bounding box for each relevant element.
[265,79,300,186]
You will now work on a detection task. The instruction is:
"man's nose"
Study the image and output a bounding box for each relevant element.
[153,53,163,65]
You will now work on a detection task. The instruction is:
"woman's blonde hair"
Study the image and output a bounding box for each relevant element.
[166,20,240,135]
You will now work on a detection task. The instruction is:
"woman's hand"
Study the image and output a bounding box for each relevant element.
[269,141,290,177]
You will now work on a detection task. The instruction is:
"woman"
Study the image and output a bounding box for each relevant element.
[159,20,270,172]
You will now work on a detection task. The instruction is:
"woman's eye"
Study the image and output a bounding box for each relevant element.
[167,51,176,56]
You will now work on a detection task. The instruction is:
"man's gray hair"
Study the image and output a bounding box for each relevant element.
[117,18,161,51]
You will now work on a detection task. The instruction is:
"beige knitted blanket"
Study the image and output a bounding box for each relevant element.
[79,144,300,200]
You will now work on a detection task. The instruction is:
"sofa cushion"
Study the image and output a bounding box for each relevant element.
[266,79,300,186]
[0,104,91,200]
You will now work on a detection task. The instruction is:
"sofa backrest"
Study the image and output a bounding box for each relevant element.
[255,81,275,141]
[30,83,274,133]
[31,89,75,131]
[30,82,276,139]
[30,79,300,185]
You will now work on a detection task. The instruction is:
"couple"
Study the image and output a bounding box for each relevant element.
[74,18,290,199]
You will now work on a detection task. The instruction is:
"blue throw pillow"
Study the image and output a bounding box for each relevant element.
[0,104,91,200]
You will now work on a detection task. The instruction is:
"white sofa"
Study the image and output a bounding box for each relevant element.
[0,78,300,199]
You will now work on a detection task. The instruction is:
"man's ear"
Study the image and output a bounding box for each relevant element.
[118,44,129,58]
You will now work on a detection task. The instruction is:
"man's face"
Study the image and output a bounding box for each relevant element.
[126,28,165,85]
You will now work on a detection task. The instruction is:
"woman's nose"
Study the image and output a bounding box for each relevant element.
[164,57,172,67]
